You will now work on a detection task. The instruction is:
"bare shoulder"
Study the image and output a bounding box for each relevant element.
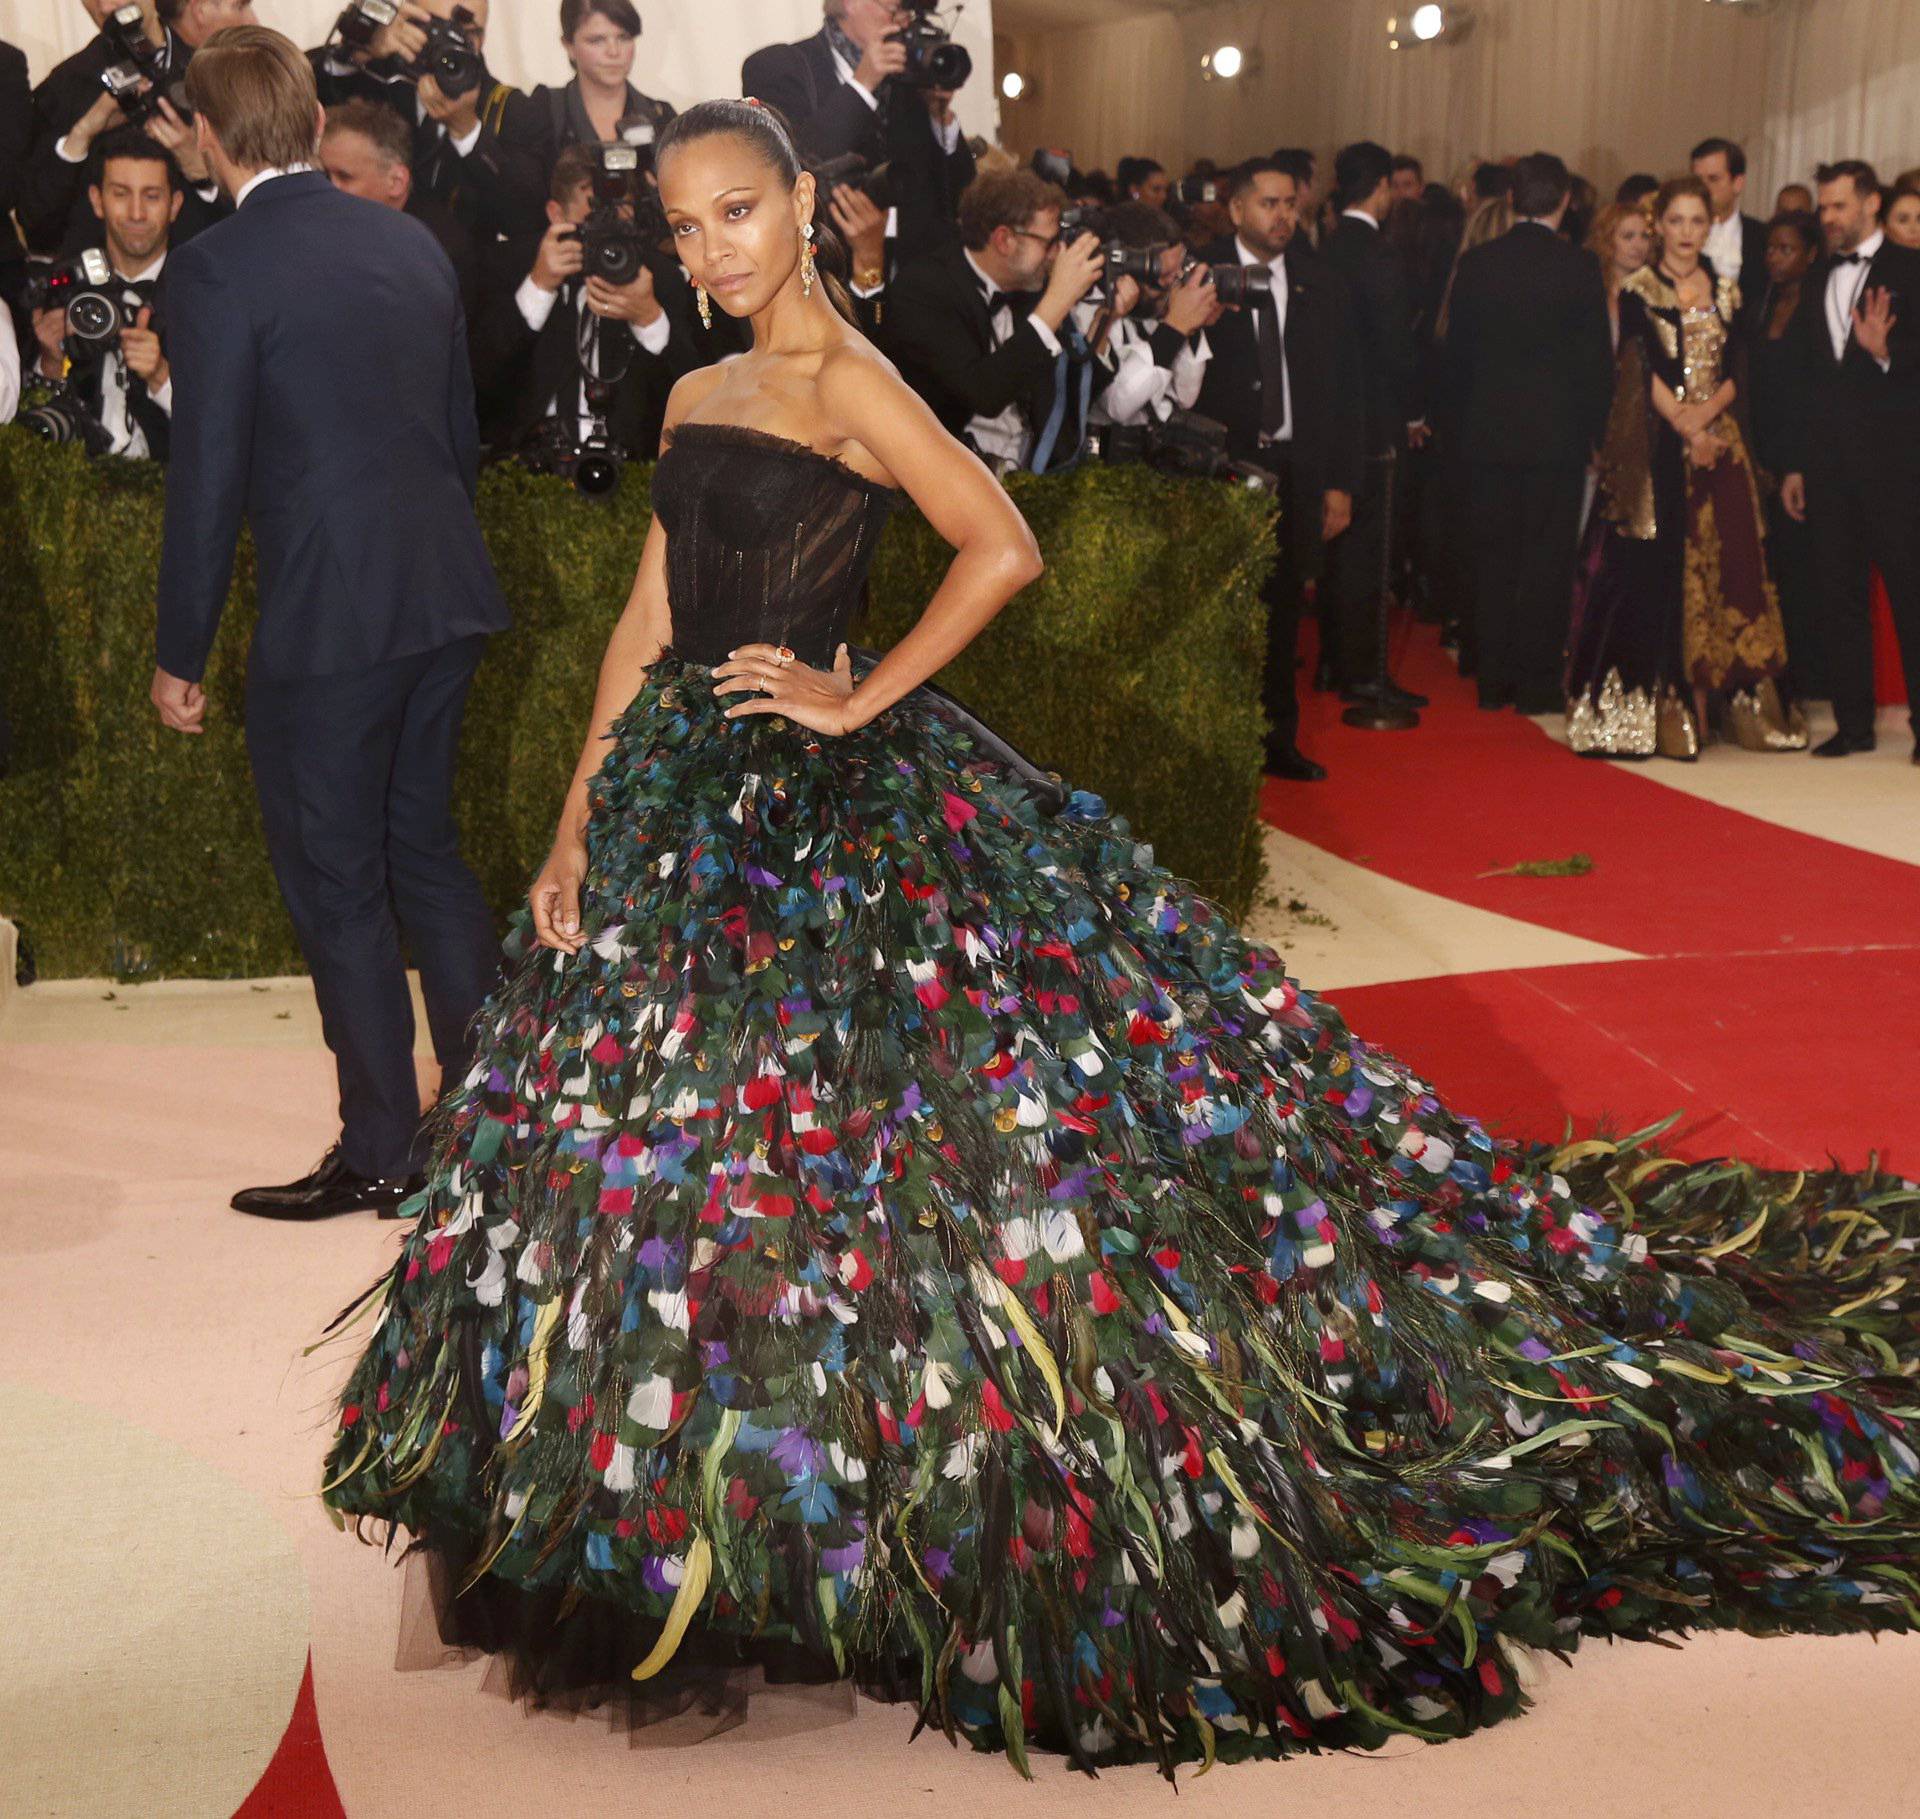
[815,341,929,483]
[658,363,733,451]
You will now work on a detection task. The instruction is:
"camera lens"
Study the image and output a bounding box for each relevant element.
[592,237,643,286]
[926,42,972,88]
[66,293,121,347]
[574,448,622,497]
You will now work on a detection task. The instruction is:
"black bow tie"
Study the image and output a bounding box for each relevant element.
[1833,251,1864,267]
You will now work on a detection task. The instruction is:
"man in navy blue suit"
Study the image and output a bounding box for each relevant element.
[152,25,510,1220]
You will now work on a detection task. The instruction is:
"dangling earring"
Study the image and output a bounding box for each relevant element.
[694,282,711,330]
[800,222,817,299]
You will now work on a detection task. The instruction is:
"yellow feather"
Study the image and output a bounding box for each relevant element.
[1701,1204,1769,1258]
[632,1533,713,1680]
[501,1294,565,1446]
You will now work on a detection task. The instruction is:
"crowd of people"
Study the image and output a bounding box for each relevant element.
[2,0,1916,780]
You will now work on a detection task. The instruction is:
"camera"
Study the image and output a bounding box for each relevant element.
[890,1,972,90]
[812,151,897,216]
[1090,408,1278,494]
[417,5,484,97]
[99,3,192,126]
[15,377,115,457]
[337,0,484,97]
[1203,260,1273,308]
[22,250,136,359]
[570,142,653,286]
[517,389,624,499]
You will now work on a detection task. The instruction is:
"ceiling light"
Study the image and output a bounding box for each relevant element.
[1386,6,1474,49]
[1202,43,1244,80]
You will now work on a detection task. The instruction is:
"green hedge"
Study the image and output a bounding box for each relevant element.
[0,432,1272,980]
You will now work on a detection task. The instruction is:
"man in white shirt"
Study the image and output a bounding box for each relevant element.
[28,125,181,459]
[1072,205,1219,430]
[475,142,686,464]
[1691,136,1768,330]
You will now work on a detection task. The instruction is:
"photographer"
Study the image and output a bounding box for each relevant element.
[525,0,676,165]
[312,0,548,243]
[18,0,229,254]
[742,1,975,266]
[1073,200,1220,429]
[474,142,695,475]
[319,98,482,329]
[885,165,1104,473]
[1196,157,1364,782]
[26,125,182,460]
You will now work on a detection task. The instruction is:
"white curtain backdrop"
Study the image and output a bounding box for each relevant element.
[997,0,1919,205]
[1,1,1003,141]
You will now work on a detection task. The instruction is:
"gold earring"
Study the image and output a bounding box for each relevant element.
[695,282,711,329]
[800,222,816,298]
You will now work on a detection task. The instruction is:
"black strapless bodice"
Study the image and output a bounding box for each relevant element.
[651,420,900,667]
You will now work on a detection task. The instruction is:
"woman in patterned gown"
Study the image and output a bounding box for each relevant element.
[1565,176,1807,758]
[319,108,1916,1776]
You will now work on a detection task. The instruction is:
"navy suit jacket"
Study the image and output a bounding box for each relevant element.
[156,170,508,684]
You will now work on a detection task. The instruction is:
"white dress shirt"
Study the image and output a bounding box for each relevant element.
[1236,234,1291,443]
[962,246,1060,467]
[96,248,170,458]
[1705,209,1745,289]
[1076,300,1211,426]
[515,275,671,442]
[0,304,19,425]
[1825,227,1890,368]
[235,163,318,208]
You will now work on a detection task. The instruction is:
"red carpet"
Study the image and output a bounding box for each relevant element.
[234,1655,345,1817]
[1265,622,1918,1173]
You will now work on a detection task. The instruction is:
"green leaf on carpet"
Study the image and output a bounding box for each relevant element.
[1477,853,1596,879]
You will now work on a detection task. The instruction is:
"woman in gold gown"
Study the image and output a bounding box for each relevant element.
[1565,176,1806,758]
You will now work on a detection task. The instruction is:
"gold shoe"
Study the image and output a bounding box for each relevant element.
[1655,690,1699,761]
[1727,679,1809,751]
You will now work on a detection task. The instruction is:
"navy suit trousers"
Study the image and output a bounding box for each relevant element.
[245,634,500,1178]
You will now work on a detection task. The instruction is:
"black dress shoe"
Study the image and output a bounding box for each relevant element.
[231,1143,425,1221]
[1266,744,1328,781]
[1811,731,1877,758]
[1340,678,1430,710]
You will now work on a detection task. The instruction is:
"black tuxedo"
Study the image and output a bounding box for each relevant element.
[1779,237,1920,739]
[740,30,973,262]
[1722,213,1771,334]
[308,53,548,244]
[63,260,173,460]
[1195,234,1363,751]
[474,247,699,460]
[1443,220,1614,710]
[20,29,211,254]
[741,30,885,168]
[0,40,29,293]
[157,172,508,1179]
[884,239,1060,451]
[1318,212,1423,687]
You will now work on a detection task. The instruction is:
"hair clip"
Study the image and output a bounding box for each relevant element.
[743,95,765,109]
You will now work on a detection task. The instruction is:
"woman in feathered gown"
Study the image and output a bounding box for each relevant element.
[320,103,1920,1777]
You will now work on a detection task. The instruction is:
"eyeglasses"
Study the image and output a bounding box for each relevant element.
[1010,227,1063,250]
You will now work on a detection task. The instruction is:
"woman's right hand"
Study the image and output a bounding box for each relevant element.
[1686,430,1723,470]
[530,833,589,954]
